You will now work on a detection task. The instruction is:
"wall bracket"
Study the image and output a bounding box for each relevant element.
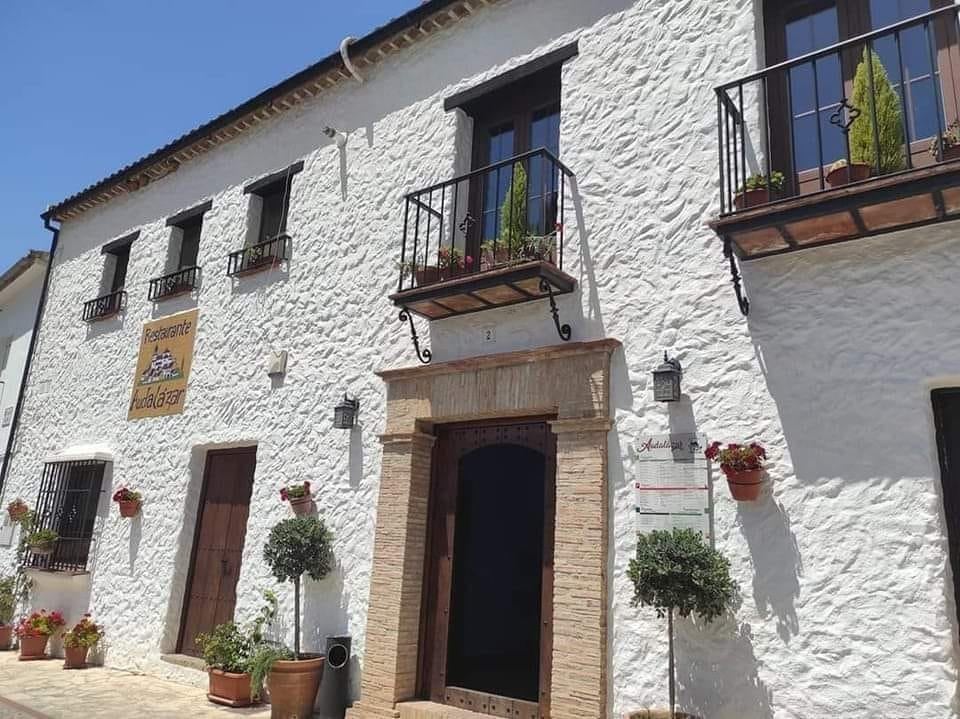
[723,239,750,316]
[399,308,432,364]
[540,279,572,341]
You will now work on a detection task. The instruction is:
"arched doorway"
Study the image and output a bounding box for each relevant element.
[419,420,556,719]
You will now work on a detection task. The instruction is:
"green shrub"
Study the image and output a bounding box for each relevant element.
[850,48,905,173]
[739,171,785,194]
[0,576,15,625]
[497,164,529,255]
[196,622,251,674]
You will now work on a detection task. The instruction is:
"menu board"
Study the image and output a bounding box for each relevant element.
[634,433,712,540]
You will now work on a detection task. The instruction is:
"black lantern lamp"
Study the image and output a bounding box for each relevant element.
[653,352,683,402]
[333,395,360,429]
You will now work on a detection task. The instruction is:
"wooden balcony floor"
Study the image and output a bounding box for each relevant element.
[711,159,960,260]
[390,260,575,319]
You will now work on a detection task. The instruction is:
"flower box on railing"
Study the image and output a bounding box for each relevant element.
[82,290,126,322]
[227,235,288,277]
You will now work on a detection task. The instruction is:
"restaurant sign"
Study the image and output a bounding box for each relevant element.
[128,309,198,420]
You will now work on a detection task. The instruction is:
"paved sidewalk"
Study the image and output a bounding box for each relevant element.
[0,651,270,718]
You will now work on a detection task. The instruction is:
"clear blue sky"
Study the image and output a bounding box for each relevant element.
[0,0,414,270]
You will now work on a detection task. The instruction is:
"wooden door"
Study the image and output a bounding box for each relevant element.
[177,447,256,656]
[933,389,960,628]
[419,419,555,719]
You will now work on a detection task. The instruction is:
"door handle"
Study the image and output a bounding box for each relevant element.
[221,559,229,576]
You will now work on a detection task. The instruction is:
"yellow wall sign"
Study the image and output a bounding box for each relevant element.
[128,309,199,420]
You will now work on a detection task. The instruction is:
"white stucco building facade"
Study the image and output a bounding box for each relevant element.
[0,252,47,490]
[2,1,960,717]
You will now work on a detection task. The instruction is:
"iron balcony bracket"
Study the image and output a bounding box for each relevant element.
[399,308,432,364]
[539,279,572,341]
[723,239,750,316]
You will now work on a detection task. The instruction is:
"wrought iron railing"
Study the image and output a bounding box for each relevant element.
[27,460,105,573]
[148,266,200,301]
[82,289,125,322]
[716,5,960,215]
[397,148,574,292]
[227,235,288,276]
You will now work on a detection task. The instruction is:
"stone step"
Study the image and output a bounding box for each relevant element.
[397,700,491,719]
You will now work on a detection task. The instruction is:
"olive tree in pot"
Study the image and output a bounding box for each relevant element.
[628,529,738,719]
[261,516,334,719]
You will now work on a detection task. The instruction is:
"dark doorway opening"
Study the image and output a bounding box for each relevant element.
[933,389,960,627]
[420,420,555,719]
[446,444,545,701]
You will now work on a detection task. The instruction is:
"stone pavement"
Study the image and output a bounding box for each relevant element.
[0,651,270,718]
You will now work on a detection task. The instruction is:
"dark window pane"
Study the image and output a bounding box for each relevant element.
[789,64,816,113]
[818,108,846,165]
[870,0,931,29]
[530,108,560,155]
[258,183,288,244]
[786,6,839,59]
[178,218,202,268]
[111,247,129,292]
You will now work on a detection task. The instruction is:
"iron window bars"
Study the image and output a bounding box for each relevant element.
[397,148,574,292]
[27,459,106,573]
[715,5,959,216]
[227,235,289,277]
[148,266,200,301]
[82,289,126,322]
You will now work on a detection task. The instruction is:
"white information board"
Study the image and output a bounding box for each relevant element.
[634,433,712,540]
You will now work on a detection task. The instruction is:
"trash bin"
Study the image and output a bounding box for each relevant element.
[317,635,351,719]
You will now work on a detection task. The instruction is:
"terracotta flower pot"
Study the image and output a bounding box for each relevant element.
[18,634,49,660]
[64,645,89,669]
[0,625,11,650]
[288,495,313,517]
[208,669,254,708]
[414,266,440,286]
[118,499,141,518]
[723,467,764,501]
[943,145,960,162]
[826,162,871,188]
[267,656,324,719]
[734,187,776,209]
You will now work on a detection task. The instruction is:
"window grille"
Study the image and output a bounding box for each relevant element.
[28,460,105,572]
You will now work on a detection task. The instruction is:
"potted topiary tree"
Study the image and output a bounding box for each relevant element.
[0,576,14,650]
[628,529,738,719]
[829,48,905,187]
[261,516,334,719]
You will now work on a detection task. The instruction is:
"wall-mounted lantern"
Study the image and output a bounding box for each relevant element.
[653,352,683,402]
[333,395,360,429]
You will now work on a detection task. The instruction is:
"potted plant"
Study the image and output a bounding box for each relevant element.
[26,529,58,556]
[704,441,767,501]
[438,246,473,280]
[112,487,142,518]
[829,49,905,187]
[280,482,313,516]
[0,576,14,650]
[260,516,335,719]
[930,119,960,162]
[734,171,785,209]
[197,622,255,706]
[14,610,65,660]
[6,499,29,523]
[63,613,102,669]
[628,529,737,719]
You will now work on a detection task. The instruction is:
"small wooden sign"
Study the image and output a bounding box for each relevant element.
[128,309,198,420]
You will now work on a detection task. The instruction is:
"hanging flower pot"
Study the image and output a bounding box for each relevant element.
[112,487,142,518]
[280,482,313,516]
[6,499,29,523]
[705,441,768,502]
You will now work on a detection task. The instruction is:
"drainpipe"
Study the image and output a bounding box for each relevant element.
[0,214,59,495]
[339,37,365,85]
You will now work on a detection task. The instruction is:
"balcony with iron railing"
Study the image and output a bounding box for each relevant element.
[227,234,288,277]
[82,289,125,322]
[711,5,960,277]
[148,265,200,301]
[389,149,576,362]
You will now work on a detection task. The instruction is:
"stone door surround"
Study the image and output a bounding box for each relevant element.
[347,339,619,719]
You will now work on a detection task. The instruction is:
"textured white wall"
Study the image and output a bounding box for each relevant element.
[0,261,45,460]
[0,0,958,716]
